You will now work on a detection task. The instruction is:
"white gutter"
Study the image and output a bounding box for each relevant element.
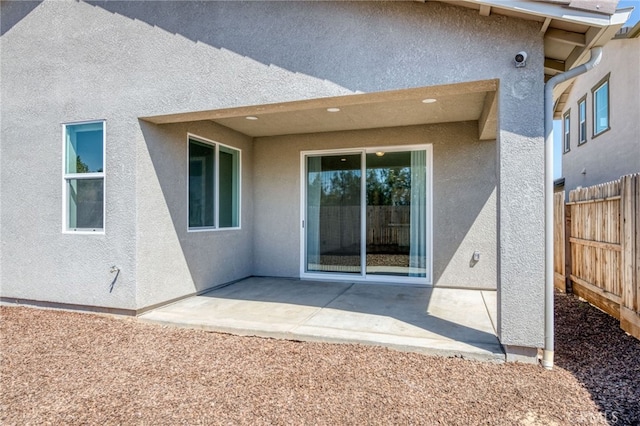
[543,46,602,370]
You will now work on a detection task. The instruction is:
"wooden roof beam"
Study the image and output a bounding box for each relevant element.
[479,5,491,16]
[540,17,552,33]
[562,27,605,72]
[545,28,586,46]
[544,58,565,74]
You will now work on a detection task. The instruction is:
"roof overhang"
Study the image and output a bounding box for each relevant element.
[616,20,640,38]
[143,1,632,130]
[433,0,632,117]
[141,79,499,140]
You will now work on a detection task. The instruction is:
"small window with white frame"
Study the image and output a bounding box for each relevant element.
[188,135,240,230]
[578,96,587,145]
[563,109,571,153]
[63,120,105,232]
[592,74,610,137]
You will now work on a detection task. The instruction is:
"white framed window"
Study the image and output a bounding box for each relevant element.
[62,120,105,233]
[578,96,587,145]
[563,110,571,153]
[592,75,610,137]
[188,135,240,231]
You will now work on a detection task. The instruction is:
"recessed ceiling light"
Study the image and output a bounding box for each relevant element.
[327,107,341,112]
[422,98,437,104]
[340,158,347,162]
[245,116,258,120]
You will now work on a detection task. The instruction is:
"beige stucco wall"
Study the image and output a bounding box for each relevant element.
[561,37,640,191]
[253,122,497,289]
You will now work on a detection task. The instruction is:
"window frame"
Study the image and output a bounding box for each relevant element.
[578,95,587,145]
[187,133,241,232]
[563,109,571,153]
[591,73,611,138]
[299,144,433,286]
[62,119,106,234]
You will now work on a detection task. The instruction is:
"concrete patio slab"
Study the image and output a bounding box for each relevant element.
[139,277,504,362]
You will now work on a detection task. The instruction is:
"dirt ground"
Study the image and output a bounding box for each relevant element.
[1,292,639,425]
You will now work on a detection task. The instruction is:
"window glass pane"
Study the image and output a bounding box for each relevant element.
[68,178,104,229]
[564,114,570,151]
[219,146,240,228]
[189,140,215,228]
[66,122,103,173]
[579,100,586,142]
[594,82,609,134]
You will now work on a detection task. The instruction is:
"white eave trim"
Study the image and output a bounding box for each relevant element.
[460,0,633,27]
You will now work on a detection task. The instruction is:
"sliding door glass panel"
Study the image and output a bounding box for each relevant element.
[408,150,428,277]
[306,154,361,274]
[365,150,427,277]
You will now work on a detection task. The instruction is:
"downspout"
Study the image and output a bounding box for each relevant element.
[543,47,602,370]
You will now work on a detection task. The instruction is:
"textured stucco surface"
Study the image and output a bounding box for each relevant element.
[1,1,544,347]
[135,121,253,309]
[253,122,498,290]
[561,37,640,192]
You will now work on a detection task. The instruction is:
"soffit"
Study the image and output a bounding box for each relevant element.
[435,0,631,115]
[141,80,498,140]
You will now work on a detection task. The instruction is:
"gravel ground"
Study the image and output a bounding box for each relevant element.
[554,293,640,425]
[1,292,639,425]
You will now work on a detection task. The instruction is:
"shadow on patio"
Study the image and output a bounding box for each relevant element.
[140,277,504,362]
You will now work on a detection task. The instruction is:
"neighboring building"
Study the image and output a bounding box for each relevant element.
[560,21,640,192]
[0,0,629,361]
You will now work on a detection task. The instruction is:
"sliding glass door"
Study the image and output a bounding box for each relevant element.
[306,154,362,273]
[303,146,431,284]
[365,150,427,277]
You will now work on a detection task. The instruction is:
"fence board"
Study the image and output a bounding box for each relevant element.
[621,174,640,339]
[569,237,621,251]
[571,274,621,319]
[554,192,566,291]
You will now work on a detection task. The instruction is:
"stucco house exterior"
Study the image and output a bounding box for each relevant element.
[0,0,630,362]
[559,21,640,192]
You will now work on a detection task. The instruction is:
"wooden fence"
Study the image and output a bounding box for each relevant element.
[315,206,411,253]
[554,173,640,340]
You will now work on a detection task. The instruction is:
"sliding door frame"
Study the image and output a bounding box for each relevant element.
[299,144,433,286]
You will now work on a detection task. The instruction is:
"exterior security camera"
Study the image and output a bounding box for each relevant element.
[515,51,527,68]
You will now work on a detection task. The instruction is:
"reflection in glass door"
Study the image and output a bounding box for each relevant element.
[365,151,427,277]
[306,154,362,273]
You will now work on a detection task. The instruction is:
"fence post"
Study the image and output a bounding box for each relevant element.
[621,174,640,339]
[554,191,566,292]
[565,200,572,293]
